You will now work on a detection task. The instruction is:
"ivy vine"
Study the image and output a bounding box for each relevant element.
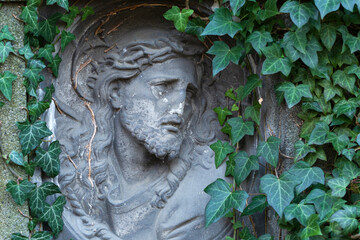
[0,0,93,239]
[165,0,360,239]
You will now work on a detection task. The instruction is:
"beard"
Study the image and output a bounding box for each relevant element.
[120,108,184,161]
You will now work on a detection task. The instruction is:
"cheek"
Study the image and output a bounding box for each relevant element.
[123,98,160,123]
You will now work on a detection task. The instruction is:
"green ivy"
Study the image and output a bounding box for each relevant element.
[0,0,94,238]
[164,0,360,239]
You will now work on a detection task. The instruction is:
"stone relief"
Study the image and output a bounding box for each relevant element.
[49,1,248,239]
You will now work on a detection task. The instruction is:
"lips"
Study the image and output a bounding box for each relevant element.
[160,115,183,133]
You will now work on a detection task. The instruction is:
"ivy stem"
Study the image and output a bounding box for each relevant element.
[18,209,32,220]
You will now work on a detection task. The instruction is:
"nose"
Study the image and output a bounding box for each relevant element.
[168,90,186,116]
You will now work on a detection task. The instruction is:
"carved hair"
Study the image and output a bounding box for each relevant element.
[57,30,216,239]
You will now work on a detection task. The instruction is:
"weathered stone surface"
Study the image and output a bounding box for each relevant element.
[0,3,29,240]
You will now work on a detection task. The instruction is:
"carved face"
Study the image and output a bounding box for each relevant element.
[114,57,199,160]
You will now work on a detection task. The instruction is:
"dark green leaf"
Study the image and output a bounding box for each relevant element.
[277,82,312,108]
[49,54,61,77]
[328,177,350,197]
[31,231,53,240]
[345,32,360,53]
[81,6,94,21]
[0,41,14,63]
[338,160,360,180]
[0,71,17,101]
[163,6,194,32]
[34,141,61,177]
[11,233,28,240]
[284,201,316,226]
[204,178,248,226]
[280,1,318,28]
[40,195,66,235]
[257,136,281,167]
[330,206,359,233]
[234,151,259,185]
[37,15,60,42]
[305,189,334,220]
[0,25,15,41]
[6,179,35,205]
[345,64,360,78]
[318,79,342,102]
[185,18,206,41]
[289,161,324,194]
[244,103,261,125]
[30,182,61,217]
[210,140,235,168]
[38,44,54,62]
[341,0,360,11]
[294,141,316,161]
[9,150,25,166]
[261,45,292,76]
[283,28,308,54]
[258,234,273,240]
[46,0,69,11]
[333,98,357,119]
[28,99,50,122]
[18,43,34,60]
[230,0,245,15]
[236,74,262,101]
[308,121,329,145]
[246,30,273,55]
[201,7,242,38]
[207,41,243,76]
[258,0,278,21]
[20,6,38,28]
[17,120,52,155]
[314,0,341,19]
[60,30,75,52]
[332,70,355,93]
[326,132,349,154]
[300,214,322,239]
[299,37,323,68]
[228,117,254,144]
[260,173,299,216]
[320,24,337,51]
[241,195,268,216]
[213,106,232,125]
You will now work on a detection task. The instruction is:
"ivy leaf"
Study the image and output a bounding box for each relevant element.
[17,120,52,155]
[261,44,292,76]
[345,32,360,53]
[207,41,243,76]
[46,0,69,11]
[342,149,355,161]
[40,195,66,236]
[49,54,62,77]
[241,195,268,216]
[27,0,42,8]
[258,0,279,21]
[230,0,245,15]
[345,64,360,78]
[0,71,17,101]
[30,182,61,217]
[280,1,318,28]
[305,189,334,220]
[341,0,360,11]
[60,30,75,52]
[28,99,50,122]
[284,202,316,226]
[0,25,15,41]
[213,106,232,125]
[338,160,360,180]
[163,6,193,32]
[19,43,34,60]
[0,41,14,63]
[320,24,337,51]
[244,103,261,125]
[228,117,254,144]
[236,74,262,101]
[6,179,35,205]
[210,140,235,168]
[81,6,95,21]
[31,232,54,240]
[34,141,61,177]
[326,133,349,154]
[23,67,44,97]
[314,0,341,19]
[289,161,324,194]
[234,151,259,185]
[61,6,80,28]
[11,233,28,240]
[201,7,242,38]
[20,6,38,28]
[328,177,350,197]
[185,18,206,41]
[330,206,359,233]
[294,141,316,161]
[246,30,273,55]
[204,178,248,226]
[308,121,329,145]
[283,27,308,54]
[332,70,355,93]
[257,136,281,167]
[277,82,312,108]
[37,13,61,42]
[318,79,342,102]
[299,37,323,69]
[9,150,25,166]
[260,173,298,216]
[300,214,322,239]
[333,99,358,119]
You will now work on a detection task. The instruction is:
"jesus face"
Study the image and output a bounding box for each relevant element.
[116,57,199,160]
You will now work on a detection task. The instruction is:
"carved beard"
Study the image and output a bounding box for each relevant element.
[120,107,184,161]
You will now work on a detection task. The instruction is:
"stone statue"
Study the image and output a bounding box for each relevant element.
[52,2,235,239]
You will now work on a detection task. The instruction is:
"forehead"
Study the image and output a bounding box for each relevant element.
[136,57,199,87]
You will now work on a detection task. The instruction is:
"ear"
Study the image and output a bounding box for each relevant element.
[109,81,122,109]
